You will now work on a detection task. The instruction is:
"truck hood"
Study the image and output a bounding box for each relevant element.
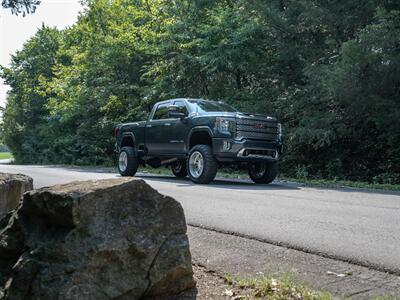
[236,112,277,122]
[200,111,277,122]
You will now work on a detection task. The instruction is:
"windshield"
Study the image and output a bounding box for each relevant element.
[189,100,237,113]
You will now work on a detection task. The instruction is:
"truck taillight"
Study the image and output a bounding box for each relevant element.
[114,127,120,137]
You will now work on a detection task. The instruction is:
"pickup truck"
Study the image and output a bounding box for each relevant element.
[114,98,283,184]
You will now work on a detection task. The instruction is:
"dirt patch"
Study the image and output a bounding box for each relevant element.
[190,264,248,299]
[149,264,248,300]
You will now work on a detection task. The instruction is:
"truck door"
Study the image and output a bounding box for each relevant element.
[145,101,172,155]
[169,100,190,154]
[146,101,189,156]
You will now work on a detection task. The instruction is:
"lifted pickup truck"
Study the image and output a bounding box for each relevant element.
[114,98,283,184]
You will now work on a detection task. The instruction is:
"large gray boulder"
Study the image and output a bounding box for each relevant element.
[0,178,194,300]
[0,173,33,219]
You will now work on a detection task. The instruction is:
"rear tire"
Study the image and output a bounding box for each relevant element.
[187,145,218,184]
[171,160,188,177]
[248,162,278,184]
[118,146,139,176]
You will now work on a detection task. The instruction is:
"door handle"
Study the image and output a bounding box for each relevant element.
[164,123,171,126]
[146,124,152,128]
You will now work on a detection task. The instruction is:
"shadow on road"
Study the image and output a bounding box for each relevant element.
[35,164,300,190]
[0,161,298,190]
[135,174,400,195]
[137,174,301,191]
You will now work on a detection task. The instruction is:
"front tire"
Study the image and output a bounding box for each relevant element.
[248,162,278,184]
[171,160,188,177]
[118,146,139,176]
[187,145,218,184]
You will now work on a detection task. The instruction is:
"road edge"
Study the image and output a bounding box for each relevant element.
[187,225,400,299]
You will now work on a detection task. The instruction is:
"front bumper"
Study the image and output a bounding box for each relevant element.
[212,138,283,162]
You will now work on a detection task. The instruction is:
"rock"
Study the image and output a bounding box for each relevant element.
[0,173,33,220]
[0,178,194,300]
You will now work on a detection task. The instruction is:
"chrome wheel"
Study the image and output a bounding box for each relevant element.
[171,160,188,177]
[118,151,128,172]
[172,161,182,173]
[189,151,204,178]
[187,144,218,184]
[249,163,267,178]
[248,161,277,184]
[118,146,139,177]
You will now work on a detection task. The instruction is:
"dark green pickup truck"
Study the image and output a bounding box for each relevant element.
[114,98,283,184]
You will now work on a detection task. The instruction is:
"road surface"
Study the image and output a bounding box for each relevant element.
[1,162,399,274]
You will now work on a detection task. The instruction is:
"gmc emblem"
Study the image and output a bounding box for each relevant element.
[253,124,265,129]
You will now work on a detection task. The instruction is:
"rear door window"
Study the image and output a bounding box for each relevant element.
[173,101,189,116]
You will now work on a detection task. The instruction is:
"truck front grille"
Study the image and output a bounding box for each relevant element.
[236,118,278,141]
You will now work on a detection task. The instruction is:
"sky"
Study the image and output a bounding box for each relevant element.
[0,0,82,108]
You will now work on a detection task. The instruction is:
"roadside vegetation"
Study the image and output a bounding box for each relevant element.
[0,153,13,160]
[1,0,399,185]
[222,273,333,300]
[190,265,398,300]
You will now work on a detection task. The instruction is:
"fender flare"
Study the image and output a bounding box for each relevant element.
[119,133,137,155]
[187,126,214,150]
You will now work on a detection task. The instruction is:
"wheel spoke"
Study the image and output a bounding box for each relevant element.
[172,161,182,172]
[189,151,204,178]
[250,163,267,178]
[119,152,128,172]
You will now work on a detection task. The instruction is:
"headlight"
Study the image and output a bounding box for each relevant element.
[215,117,235,134]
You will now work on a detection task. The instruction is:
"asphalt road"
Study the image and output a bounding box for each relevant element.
[1,162,399,274]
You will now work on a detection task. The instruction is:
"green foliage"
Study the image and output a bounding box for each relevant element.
[223,272,333,300]
[1,0,399,182]
[1,25,61,163]
[0,152,13,159]
[2,0,40,15]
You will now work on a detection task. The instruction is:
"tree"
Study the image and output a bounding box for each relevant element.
[2,0,40,15]
[0,25,61,162]
[1,0,399,182]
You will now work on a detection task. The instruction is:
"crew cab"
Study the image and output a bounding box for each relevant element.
[114,98,283,184]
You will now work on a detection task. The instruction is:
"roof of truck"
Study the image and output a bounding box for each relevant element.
[156,98,220,104]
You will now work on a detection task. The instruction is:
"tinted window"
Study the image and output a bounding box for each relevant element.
[189,100,237,113]
[174,101,189,116]
[153,103,170,120]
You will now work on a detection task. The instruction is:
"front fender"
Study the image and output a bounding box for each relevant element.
[186,126,214,150]
[188,126,214,137]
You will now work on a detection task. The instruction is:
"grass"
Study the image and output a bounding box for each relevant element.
[0,152,13,160]
[223,273,333,300]
[222,273,400,300]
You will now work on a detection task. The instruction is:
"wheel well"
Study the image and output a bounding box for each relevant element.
[189,131,212,149]
[120,136,135,148]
